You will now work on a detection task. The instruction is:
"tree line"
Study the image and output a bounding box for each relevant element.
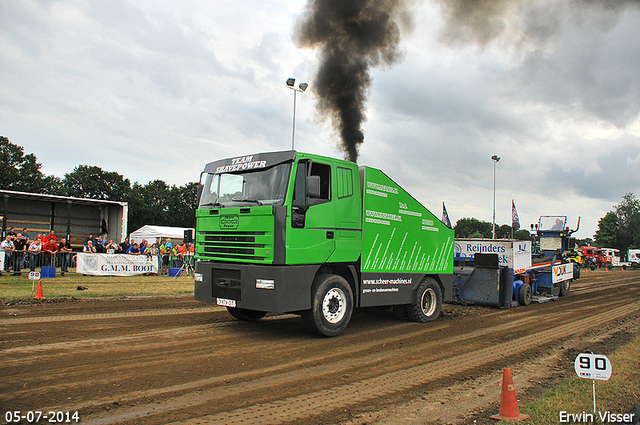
[1,136,197,232]
[3,136,638,253]
[594,193,640,256]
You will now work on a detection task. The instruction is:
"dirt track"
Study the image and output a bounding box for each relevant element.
[1,270,639,425]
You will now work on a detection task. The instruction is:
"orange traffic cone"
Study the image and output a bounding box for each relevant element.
[490,368,530,422]
[35,281,45,299]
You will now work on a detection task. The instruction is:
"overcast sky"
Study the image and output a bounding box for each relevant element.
[2,0,639,239]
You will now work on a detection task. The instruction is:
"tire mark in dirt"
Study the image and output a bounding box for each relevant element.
[0,307,220,325]
[76,302,639,425]
[167,302,638,425]
[6,313,536,417]
[2,272,638,425]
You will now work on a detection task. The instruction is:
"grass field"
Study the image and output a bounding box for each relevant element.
[0,270,194,300]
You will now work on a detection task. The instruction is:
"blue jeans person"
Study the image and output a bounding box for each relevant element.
[30,252,41,271]
[61,252,71,272]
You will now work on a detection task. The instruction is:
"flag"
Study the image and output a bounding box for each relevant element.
[512,200,520,231]
[442,202,451,229]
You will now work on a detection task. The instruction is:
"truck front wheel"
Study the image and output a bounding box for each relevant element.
[227,307,267,321]
[304,274,354,337]
[406,278,443,323]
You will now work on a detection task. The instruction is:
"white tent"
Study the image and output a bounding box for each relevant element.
[129,225,193,244]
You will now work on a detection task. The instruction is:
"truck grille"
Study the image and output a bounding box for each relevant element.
[199,231,268,261]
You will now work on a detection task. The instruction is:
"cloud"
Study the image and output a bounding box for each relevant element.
[1,0,639,239]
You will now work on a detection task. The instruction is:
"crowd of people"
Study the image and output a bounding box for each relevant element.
[1,228,73,276]
[1,227,194,277]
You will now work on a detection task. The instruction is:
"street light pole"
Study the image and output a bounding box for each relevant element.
[491,154,501,239]
[286,78,308,150]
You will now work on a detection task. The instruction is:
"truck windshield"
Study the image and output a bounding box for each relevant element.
[199,163,291,208]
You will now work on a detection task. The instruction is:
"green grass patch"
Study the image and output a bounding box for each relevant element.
[0,271,194,300]
[498,336,640,424]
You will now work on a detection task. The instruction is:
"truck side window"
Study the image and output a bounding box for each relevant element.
[337,166,353,199]
[309,162,330,205]
[292,162,306,208]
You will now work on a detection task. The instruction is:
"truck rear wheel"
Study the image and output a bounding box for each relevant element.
[559,279,570,296]
[227,307,267,321]
[406,278,442,323]
[518,283,532,306]
[304,274,353,337]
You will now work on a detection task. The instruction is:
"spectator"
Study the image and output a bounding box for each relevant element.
[28,237,43,271]
[95,237,105,253]
[105,240,118,253]
[1,235,15,273]
[119,237,130,253]
[176,243,187,267]
[139,240,148,256]
[126,243,141,255]
[159,240,170,276]
[171,244,180,268]
[8,227,17,240]
[22,228,30,243]
[47,230,58,243]
[83,240,97,253]
[43,237,59,266]
[147,242,158,261]
[58,238,73,276]
[12,233,27,276]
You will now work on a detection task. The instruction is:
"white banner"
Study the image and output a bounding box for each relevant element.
[76,253,158,276]
[552,262,574,284]
[455,239,531,271]
[0,251,4,271]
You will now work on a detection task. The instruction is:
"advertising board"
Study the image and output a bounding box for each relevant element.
[76,253,158,276]
[361,167,454,275]
[454,239,531,272]
[552,262,574,284]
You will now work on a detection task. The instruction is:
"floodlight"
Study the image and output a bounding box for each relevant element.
[286,78,309,150]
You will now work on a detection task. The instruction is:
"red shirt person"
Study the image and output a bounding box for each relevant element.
[43,239,59,266]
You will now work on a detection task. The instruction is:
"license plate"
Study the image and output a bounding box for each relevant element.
[216,298,236,307]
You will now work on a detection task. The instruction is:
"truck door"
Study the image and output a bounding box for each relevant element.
[287,160,335,264]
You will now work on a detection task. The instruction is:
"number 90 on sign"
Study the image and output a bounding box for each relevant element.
[574,353,612,381]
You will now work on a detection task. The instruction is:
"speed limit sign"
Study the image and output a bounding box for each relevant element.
[574,353,612,381]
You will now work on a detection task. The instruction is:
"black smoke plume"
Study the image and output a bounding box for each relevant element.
[435,0,640,47]
[296,0,412,163]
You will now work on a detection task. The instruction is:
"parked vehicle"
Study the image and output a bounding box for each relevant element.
[628,249,640,266]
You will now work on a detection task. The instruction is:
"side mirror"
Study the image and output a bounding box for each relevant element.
[306,176,321,198]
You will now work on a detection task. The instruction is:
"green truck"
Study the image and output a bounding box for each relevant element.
[194,150,455,336]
